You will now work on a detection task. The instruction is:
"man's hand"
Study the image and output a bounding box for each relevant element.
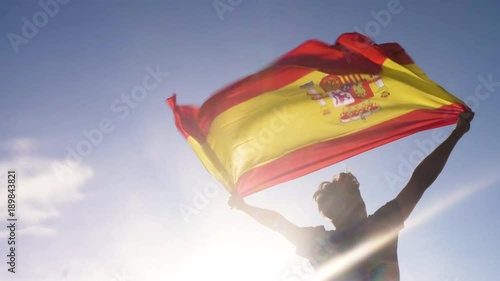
[455,111,474,136]
[228,192,246,210]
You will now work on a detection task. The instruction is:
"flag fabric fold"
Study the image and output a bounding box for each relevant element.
[168,32,469,196]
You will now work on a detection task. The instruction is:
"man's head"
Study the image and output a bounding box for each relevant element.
[313,172,367,229]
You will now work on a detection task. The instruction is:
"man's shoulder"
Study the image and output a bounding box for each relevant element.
[366,199,404,230]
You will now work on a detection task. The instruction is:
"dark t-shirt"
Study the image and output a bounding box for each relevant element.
[294,200,404,281]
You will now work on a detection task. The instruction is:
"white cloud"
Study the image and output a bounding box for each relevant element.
[0,139,93,237]
[13,192,187,281]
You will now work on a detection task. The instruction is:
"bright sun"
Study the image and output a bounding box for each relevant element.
[179,221,301,281]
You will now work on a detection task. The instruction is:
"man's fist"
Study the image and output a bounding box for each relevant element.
[455,111,474,135]
[228,192,246,210]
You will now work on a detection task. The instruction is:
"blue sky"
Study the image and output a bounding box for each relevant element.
[1,0,499,280]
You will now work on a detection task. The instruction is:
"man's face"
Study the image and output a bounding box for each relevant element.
[317,172,363,227]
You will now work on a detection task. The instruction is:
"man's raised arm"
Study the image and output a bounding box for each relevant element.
[228,193,304,245]
[396,111,474,221]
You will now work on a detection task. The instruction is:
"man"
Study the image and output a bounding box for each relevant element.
[229,111,474,280]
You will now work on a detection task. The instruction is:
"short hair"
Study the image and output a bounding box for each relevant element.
[313,178,361,203]
[313,181,338,203]
[313,175,367,218]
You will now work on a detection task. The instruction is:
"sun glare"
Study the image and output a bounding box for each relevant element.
[181,234,294,281]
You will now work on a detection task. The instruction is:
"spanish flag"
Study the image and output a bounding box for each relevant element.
[168,33,469,196]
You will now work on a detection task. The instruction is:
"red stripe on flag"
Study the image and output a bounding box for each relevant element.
[235,103,466,196]
[167,94,206,142]
[336,33,414,65]
[378,43,414,65]
[273,39,382,75]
